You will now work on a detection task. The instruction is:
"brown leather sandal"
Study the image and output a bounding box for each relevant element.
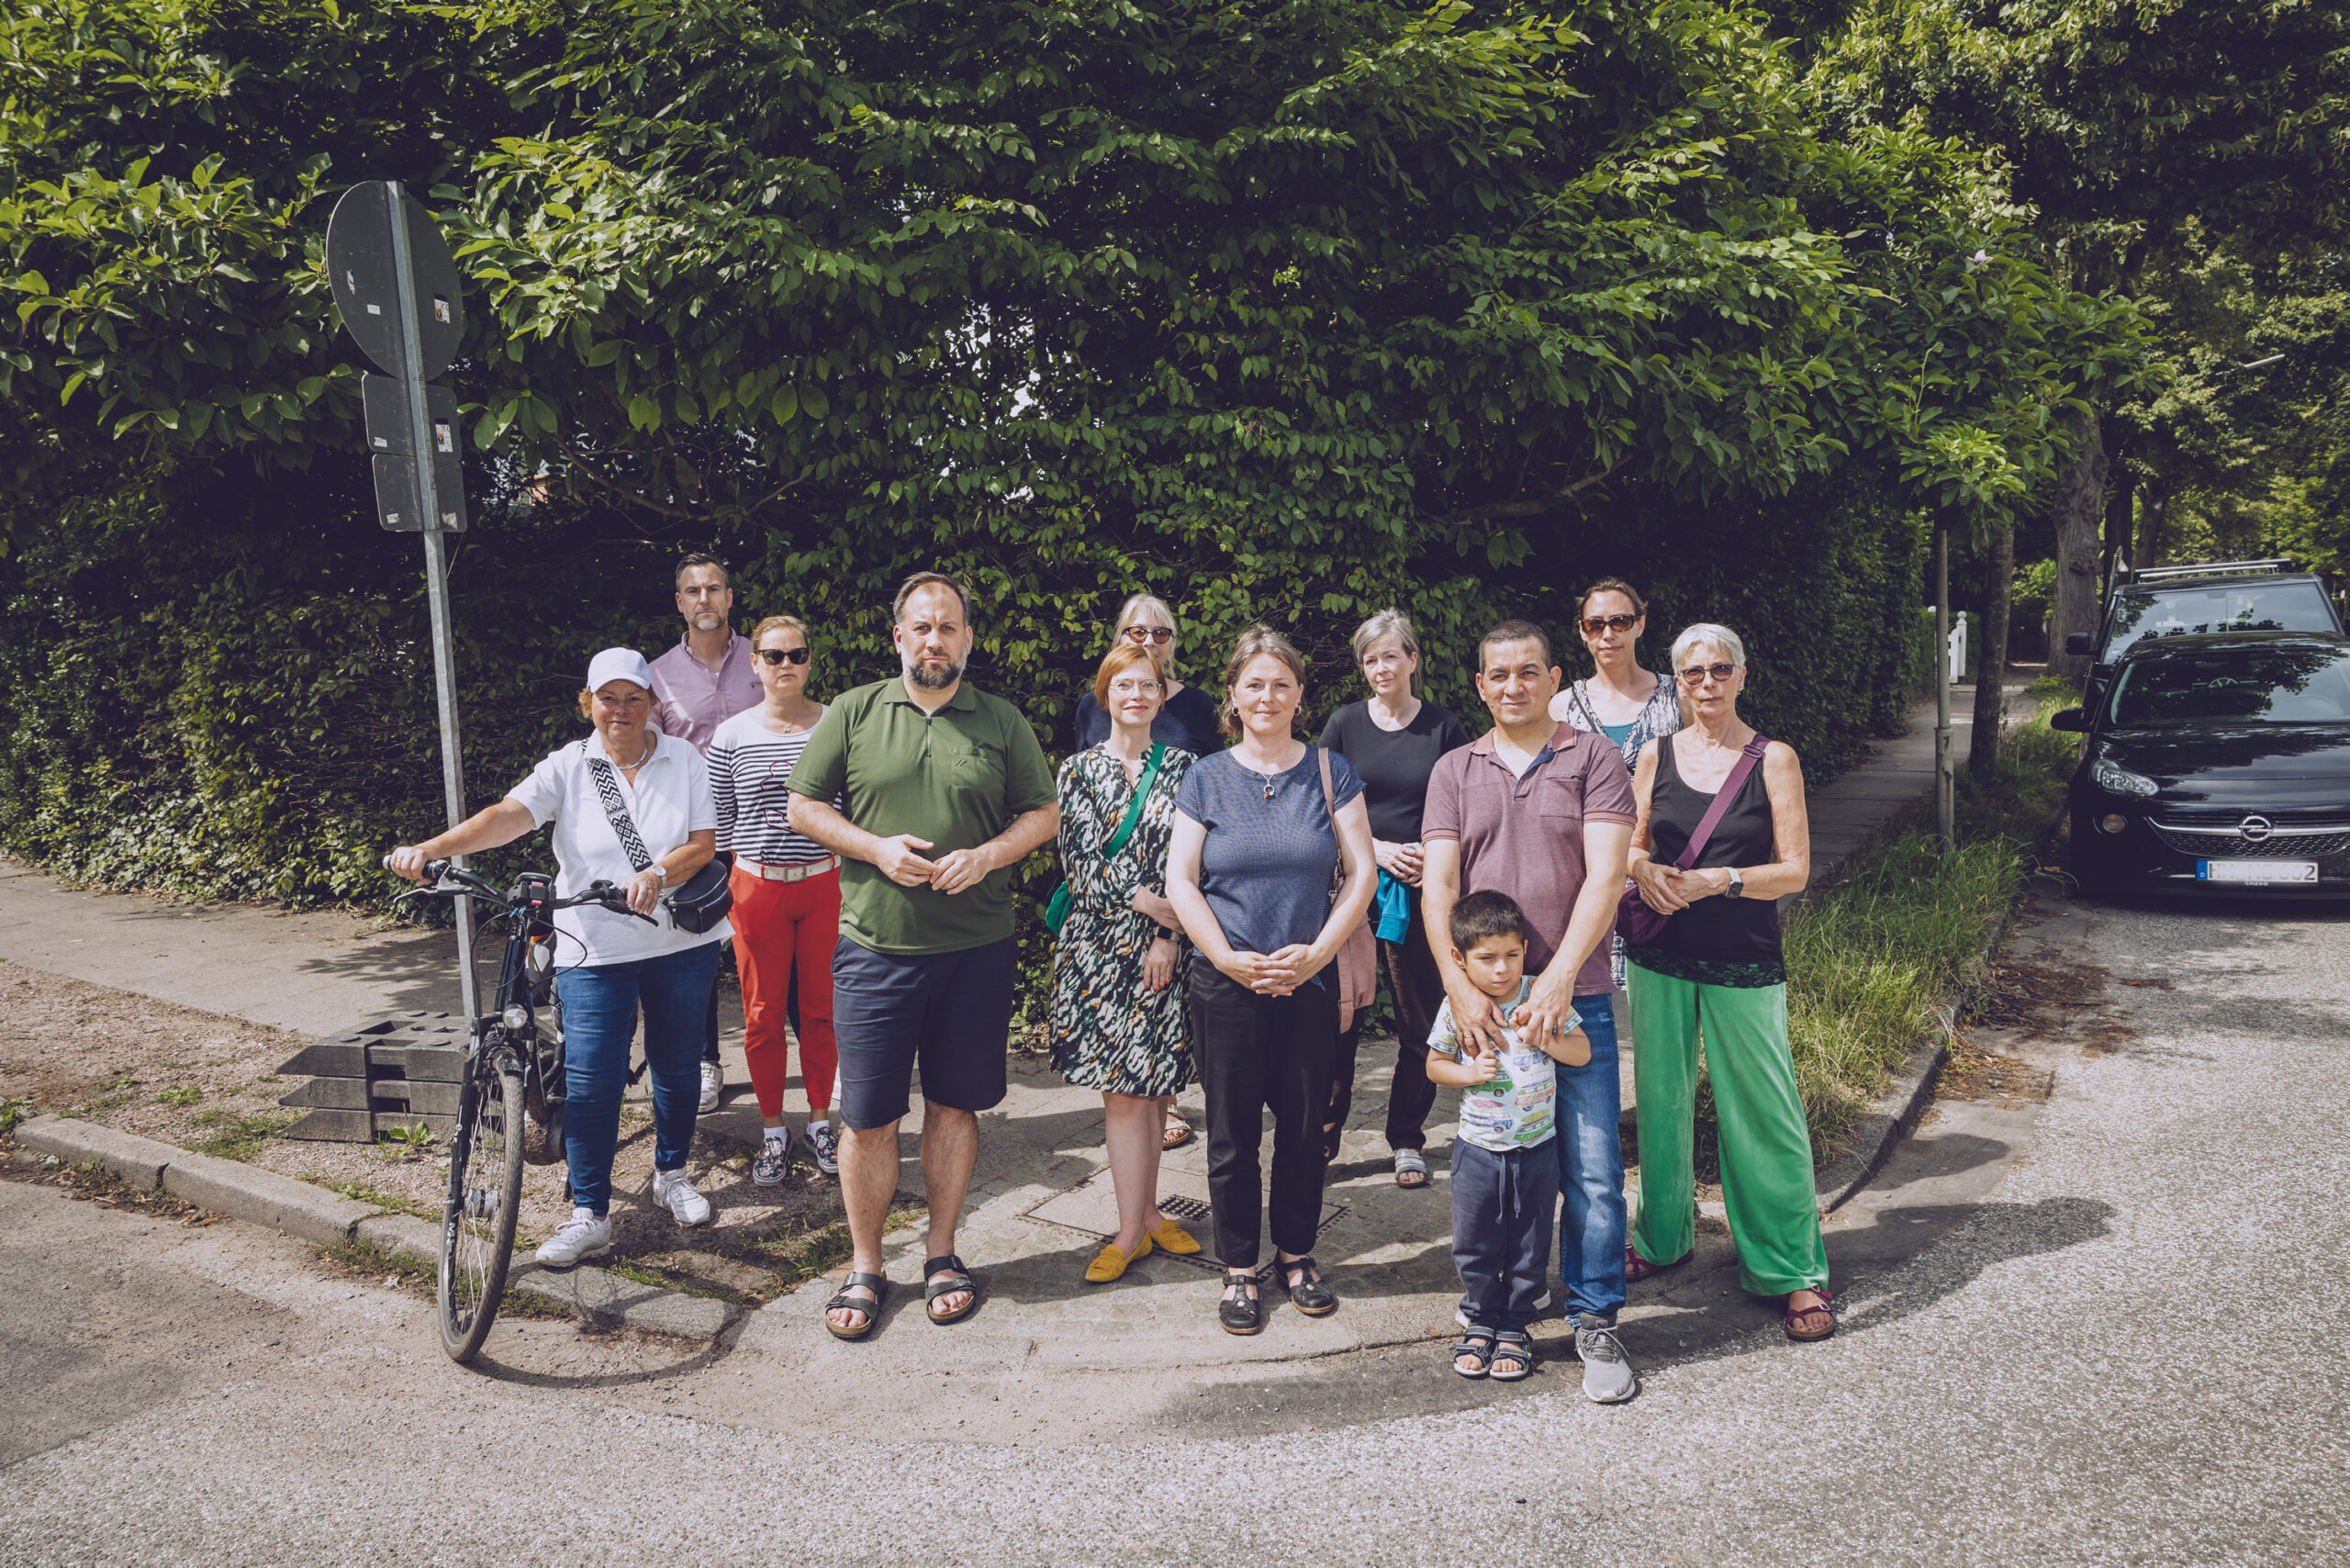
[1162,1111,1195,1151]
[1625,1244,1688,1282]
[1784,1288,1836,1342]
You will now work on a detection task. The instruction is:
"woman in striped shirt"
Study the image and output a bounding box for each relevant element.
[711,613,842,1183]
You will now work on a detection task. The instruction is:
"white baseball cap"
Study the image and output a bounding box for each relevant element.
[586,647,656,694]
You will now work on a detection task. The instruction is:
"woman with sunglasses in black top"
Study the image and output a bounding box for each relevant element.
[710,614,845,1183]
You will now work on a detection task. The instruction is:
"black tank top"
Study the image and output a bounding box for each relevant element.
[1633,735,1781,969]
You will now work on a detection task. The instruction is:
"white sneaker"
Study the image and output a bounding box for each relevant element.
[653,1167,712,1227]
[535,1209,612,1268]
[698,1059,723,1114]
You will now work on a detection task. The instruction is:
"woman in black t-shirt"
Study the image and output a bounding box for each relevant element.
[1069,590,1223,1151]
[1317,609,1472,1187]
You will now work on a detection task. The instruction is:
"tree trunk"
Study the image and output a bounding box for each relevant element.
[1969,520,2016,778]
[2047,409,2110,679]
[2105,471,2134,577]
[2134,479,2172,570]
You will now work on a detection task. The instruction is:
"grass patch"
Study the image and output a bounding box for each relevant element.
[22,1156,208,1223]
[0,1095,30,1137]
[319,1178,430,1216]
[158,1086,203,1108]
[1767,685,2080,1163]
[190,1108,297,1160]
[319,1236,575,1320]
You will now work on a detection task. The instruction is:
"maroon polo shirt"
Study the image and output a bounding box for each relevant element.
[1421,722,1637,995]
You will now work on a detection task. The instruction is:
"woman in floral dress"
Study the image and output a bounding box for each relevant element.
[1050,642,1202,1282]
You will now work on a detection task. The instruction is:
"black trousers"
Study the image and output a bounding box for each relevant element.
[1191,966,1337,1268]
[1449,1138,1560,1332]
[1326,918,1447,1157]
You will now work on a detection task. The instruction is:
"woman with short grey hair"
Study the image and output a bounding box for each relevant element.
[1620,622,1833,1340]
[1317,608,1471,1186]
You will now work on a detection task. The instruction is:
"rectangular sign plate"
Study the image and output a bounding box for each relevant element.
[361,374,460,456]
[371,449,469,532]
[2198,859,2318,884]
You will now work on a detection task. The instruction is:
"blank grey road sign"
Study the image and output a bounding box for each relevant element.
[362,373,459,456]
[326,184,464,382]
[373,450,469,532]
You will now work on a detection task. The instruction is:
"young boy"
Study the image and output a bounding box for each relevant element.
[1426,890,1591,1382]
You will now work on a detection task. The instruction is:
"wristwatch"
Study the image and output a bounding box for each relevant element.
[1724,867,1745,899]
[650,863,669,884]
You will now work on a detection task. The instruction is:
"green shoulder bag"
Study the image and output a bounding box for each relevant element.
[1045,744,1165,938]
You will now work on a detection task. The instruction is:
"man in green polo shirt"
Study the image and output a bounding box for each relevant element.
[787,571,1058,1338]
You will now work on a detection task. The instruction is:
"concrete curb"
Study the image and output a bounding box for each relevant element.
[17,1114,744,1341]
[1812,798,2069,1214]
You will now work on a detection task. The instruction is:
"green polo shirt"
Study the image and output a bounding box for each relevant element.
[787,677,1057,954]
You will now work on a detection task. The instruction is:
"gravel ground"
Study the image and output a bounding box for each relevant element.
[5,881,2344,1565]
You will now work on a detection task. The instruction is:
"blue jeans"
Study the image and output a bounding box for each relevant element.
[554,940,725,1215]
[1554,992,1628,1322]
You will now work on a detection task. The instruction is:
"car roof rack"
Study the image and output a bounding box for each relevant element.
[2128,558,2299,585]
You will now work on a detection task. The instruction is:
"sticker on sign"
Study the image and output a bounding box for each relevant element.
[2198,860,2318,884]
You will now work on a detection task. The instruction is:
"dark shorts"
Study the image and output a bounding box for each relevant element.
[832,934,1015,1130]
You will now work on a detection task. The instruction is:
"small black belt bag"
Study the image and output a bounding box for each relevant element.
[582,739,735,935]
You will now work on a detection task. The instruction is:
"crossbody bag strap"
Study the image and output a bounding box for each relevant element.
[582,738,656,873]
[1098,743,1164,863]
[1673,734,1770,871]
[1569,678,1606,736]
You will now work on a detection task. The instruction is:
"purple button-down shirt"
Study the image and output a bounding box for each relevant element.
[649,632,762,755]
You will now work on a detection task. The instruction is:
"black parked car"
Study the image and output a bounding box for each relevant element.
[2055,631,2350,898]
[2067,560,2344,704]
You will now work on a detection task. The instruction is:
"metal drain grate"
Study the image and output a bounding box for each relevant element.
[1158,1194,1212,1222]
[1020,1169,1344,1275]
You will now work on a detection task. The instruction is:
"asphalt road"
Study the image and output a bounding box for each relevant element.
[4,879,2345,1566]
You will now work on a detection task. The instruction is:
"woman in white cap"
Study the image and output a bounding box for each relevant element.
[389,647,732,1267]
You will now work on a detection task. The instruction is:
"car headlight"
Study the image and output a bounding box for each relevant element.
[2090,756,2159,799]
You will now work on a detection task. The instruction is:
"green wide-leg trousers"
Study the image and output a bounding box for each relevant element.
[1627,965,1829,1296]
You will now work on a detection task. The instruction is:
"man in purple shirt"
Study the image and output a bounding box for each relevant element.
[650,554,765,1108]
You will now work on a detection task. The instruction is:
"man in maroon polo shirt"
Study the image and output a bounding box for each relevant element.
[650,553,765,1110]
[1422,618,1640,1404]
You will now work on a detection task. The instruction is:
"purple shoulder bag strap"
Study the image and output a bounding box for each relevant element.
[1616,734,1770,947]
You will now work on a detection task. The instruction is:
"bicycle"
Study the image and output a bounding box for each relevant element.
[386,856,650,1361]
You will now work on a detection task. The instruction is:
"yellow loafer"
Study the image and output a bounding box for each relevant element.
[1083,1233,1152,1283]
[1147,1217,1202,1256]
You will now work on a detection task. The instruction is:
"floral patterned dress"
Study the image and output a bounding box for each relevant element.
[1048,744,1196,1096]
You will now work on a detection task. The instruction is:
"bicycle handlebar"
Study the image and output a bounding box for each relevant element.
[382,856,656,924]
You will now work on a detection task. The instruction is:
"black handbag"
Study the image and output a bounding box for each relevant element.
[582,739,735,935]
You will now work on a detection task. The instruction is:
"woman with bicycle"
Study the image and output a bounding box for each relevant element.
[389,647,731,1269]
[1048,641,1199,1283]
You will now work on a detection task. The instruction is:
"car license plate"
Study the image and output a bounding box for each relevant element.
[2198,859,2318,884]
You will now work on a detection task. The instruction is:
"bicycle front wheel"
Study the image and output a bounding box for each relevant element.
[439,1061,525,1362]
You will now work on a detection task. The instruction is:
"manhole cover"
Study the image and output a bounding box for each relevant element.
[1021,1168,1346,1276]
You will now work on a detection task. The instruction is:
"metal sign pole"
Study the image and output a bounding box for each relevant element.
[1935,522,1955,855]
[385,182,478,1022]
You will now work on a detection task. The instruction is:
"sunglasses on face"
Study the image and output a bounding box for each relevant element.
[1121,626,1174,645]
[1679,663,1738,686]
[756,647,811,666]
[1581,613,1639,634]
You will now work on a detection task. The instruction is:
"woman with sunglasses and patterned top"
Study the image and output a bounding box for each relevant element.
[710,614,843,1183]
[1068,592,1225,759]
[1555,577,1683,989]
[1069,590,1223,1151]
[1620,622,1832,1343]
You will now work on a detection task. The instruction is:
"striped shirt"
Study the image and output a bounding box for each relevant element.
[710,708,834,866]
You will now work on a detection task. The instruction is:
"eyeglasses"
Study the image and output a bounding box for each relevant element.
[1581,613,1639,634]
[756,647,811,666]
[1678,663,1738,686]
[1107,678,1161,697]
[1121,626,1174,645]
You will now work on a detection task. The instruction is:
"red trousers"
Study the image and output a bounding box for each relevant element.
[729,863,840,1118]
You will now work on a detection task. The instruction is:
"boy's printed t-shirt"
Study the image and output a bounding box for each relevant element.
[1427,978,1579,1152]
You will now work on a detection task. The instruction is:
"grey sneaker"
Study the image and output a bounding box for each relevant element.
[753,1131,793,1187]
[652,1167,713,1227]
[534,1209,612,1268]
[1574,1314,1639,1404]
[805,1120,840,1175]
[697,1059,723,1114]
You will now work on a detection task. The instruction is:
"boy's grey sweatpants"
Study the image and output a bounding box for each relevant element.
[1449,1137,1560,1332]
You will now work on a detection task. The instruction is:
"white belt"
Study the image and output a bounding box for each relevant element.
[738,854,839,883]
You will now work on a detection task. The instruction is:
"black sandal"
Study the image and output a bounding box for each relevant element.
[1489,1329,1534,1383]
[923,1254,979,1324]
[1218,1271,1262,1336]
[1272,1254,1337,1317]
[1451,1327,1497,1379]
[822,1272,888,1340]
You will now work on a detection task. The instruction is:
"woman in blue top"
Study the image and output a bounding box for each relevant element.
[1168,626,1376,1335]
[1554,577,1682,990]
